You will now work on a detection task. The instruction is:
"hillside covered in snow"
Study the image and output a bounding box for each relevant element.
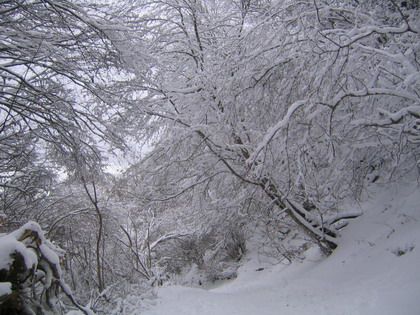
[142,180,420,315]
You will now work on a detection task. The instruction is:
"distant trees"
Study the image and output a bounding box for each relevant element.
[0,1,134,310]
[0,0,126,230]
[44,175,117,302]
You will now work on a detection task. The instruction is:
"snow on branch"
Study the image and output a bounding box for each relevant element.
[378,106,420,123]
[326,23,414,48]
[324,210,363,226]
[246,99,307,166]
[284,200,338,246]
[351,105,420,128]
[149,232,189,251]
[327,88,419,109]
[0,221,93,315]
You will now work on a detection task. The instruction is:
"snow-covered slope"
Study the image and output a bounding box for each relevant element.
[143,180,420,315]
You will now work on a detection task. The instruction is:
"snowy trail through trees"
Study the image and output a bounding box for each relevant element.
[1,1,419,313]
[143,181,420,315]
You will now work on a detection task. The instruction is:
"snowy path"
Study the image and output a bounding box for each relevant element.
[143,182,420,315]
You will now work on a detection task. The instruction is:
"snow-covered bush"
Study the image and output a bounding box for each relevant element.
[0,221,92,315]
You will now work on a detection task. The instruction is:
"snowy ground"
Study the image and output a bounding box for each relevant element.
[143,179,420,315]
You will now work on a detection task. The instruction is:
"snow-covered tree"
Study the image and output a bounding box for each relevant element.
[120,0,419,254]
[0,0,127,230]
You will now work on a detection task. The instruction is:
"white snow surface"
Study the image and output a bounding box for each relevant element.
[0,235,37,271]
[0,282,12,297]
[143,180,420,315]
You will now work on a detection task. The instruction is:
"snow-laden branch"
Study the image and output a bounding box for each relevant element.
[146,172,224,202]
[352,105,420,129]
[333,23,413,48]
[324,210,363,226]
[246,99,307,166]
[327,88,419,108]
[284,200,338,245]
[1,221,93,314]
[149,232,189,251]
[378,106,420,122]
